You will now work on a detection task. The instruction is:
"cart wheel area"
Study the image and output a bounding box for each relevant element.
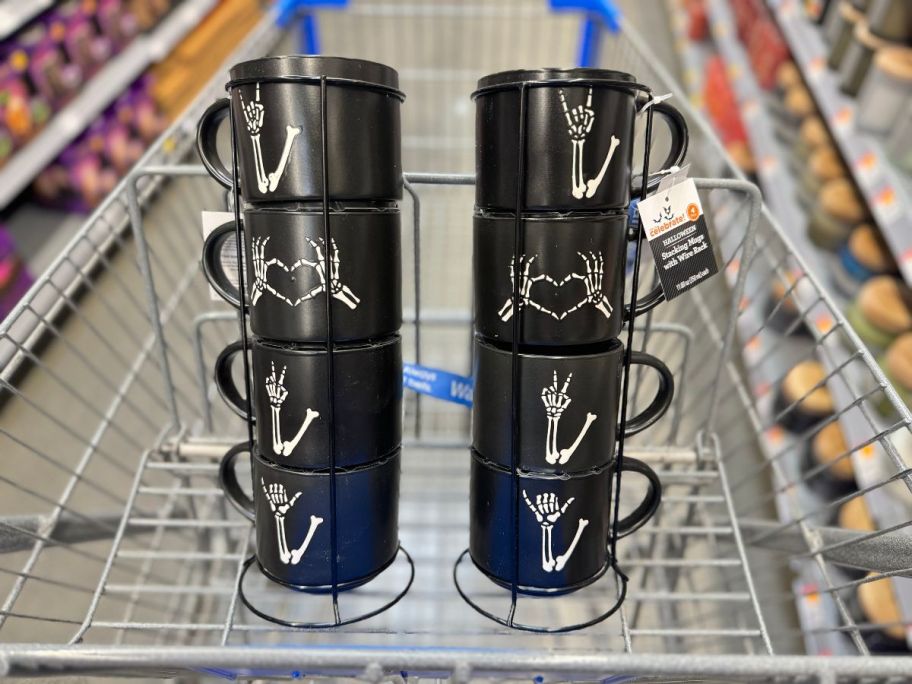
[0,1,910,681]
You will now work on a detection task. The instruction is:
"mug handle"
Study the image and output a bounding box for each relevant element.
[196,98,232,188]
[623,350,675,437]
[611,456,662,537]
[624,282,665,319]
[219,441,256,521]
[650,100,689,173]
[214,340,256,423]
[201,220,243,307]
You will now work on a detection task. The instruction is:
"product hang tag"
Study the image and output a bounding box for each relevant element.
[201,210,241,302]
[638,176,719,300]
[403,363,473,407]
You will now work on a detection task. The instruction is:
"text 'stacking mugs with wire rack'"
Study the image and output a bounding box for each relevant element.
[196,56,404,202]
[469,450,661,594]
[220,443,400,590]
[202,207,402,342]
[473,68,688,211]
[214,336,402,469]
[473,211,664,345]
[472,337,674,473]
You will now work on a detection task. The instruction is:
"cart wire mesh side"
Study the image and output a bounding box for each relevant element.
[0,1,910,680]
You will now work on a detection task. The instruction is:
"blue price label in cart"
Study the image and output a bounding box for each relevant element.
[403,363,473,406]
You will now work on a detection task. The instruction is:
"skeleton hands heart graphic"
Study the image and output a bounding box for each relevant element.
[249,235,360,310]
[498,250,614,323]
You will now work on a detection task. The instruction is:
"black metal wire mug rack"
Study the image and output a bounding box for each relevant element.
[453,71,672,632]
[198,55,415,628]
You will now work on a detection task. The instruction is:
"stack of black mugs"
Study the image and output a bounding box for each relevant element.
[197,56,405,594]
[468,68,688,595]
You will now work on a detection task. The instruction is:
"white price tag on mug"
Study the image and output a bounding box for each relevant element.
[201,211,240,302]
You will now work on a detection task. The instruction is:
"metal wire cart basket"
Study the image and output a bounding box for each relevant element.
[1,1,911,680]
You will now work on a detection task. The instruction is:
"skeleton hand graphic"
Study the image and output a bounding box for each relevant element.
[564,251,613,321]
[497,254,559,322]
[263,480,300,518]
[523,491,574,528]
[250,235,272,306]
[266,362,288,409]
[261,478,323,566]
[523,491,587,572]
[266,362,320,457]
[240,85,265,136]
[559,88,595,142]
[302,238,361,310]
[541,371,572,419]
[560,88,595,199]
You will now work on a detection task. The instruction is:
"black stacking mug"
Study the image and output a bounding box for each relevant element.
[474,211,664,345]
[472,338,674,473]
[474,68,688,211]
[470,451,661,594]
[202,206,401,342]
[220,442,400,590]
[196,56,403,202]
[214,336,402,469]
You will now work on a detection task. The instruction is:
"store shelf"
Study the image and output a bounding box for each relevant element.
[0,0,218,210]
[0,0,53,41]
[770,0,912,287]
[705,0,807,229]
[668,0,706,110]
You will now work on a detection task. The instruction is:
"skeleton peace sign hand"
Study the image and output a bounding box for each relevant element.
[265,362,288,409]
[523,491,575,527]
[559,88,595,142]
[262,480,301,519]
[541,371,573,418]
[240,85,265,136]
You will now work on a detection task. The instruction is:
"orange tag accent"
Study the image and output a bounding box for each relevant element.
[855,151,876,171]
[875,187,896,208]
[746,336,761,353]
[815,314,834,334]
[727,258,741,277]
[766,425,783,444]
[861,444,875,460]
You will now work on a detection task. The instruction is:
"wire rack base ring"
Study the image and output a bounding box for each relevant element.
[237,544,415,629]
[452,548,628,633]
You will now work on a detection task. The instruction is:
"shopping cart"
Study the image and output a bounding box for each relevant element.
[0,0,910,679]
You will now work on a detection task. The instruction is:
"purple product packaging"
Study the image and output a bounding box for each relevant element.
[94,0,140,51]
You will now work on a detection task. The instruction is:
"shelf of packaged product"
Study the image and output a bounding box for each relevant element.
[713,185,912,651]
[0,0,54,41]
[769,0,912,287]
[704,0,809,240]
[667,0,706,111]
[0,0,219,210]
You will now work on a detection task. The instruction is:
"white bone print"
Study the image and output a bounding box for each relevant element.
[262,479,324,565]
[249,236,360,310]
[498,252,613,322]
[265,362,320,457]
[559,88,622,200]
[561,251,614,320]
[541,371,598,465]
[240,83,302,194]
[523,491,589,572]
[497,254,561,322]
